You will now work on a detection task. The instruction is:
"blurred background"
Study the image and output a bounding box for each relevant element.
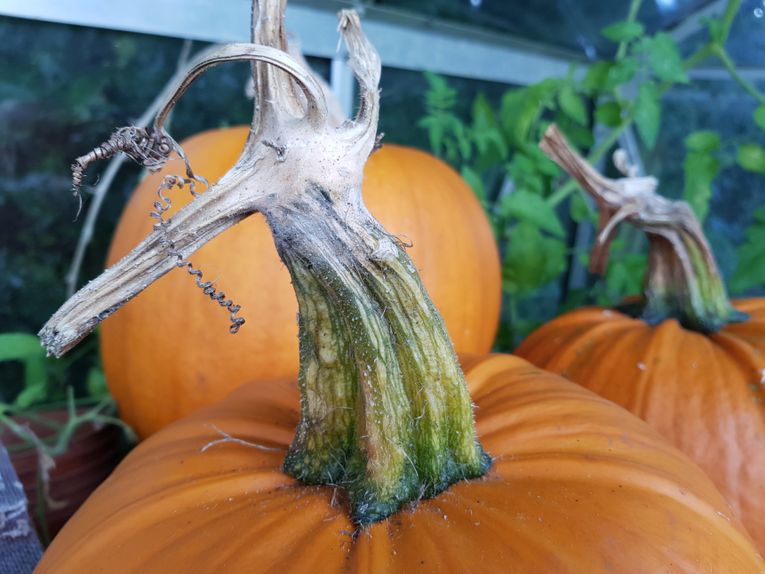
[0,0,764,541]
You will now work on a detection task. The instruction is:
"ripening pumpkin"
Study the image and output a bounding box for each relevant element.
[516,125,765,553]
[35,354,765,573]
[101,127,501,439]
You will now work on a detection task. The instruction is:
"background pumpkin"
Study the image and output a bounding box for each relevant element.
[100,126,501,439]
[35,355,765,573]
[516,125,765,553]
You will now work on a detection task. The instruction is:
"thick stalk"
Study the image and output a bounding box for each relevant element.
[540,124,744,332]
[266,187,489,524]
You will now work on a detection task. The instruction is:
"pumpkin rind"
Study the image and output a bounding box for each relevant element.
[516,301,765,553]
[36,355,765,573]
[100,128,501,438]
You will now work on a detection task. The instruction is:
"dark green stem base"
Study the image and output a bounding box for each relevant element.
[265,186,490,526]
[618,220,747,333]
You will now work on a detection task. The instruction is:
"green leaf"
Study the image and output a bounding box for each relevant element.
[500,80,560,146]
[86,367,109,398]
[460,165,487,202]
[499,190,565,238]
[0,333,49,407]
[604,58,638,90]
[605,254,647,300]
[472,93,496,131]
[702,16,725,45]
[523,144,560,178]
[683,152,719,223]
[737,143,765,174]
[500,89,539,146]
[684,130,721,153]
[570,191,595,223]
[14,383,48,409]
[601,20,645,43]
[422,71,457,111]
[754,105,765,132]
[471,94,508,167]
[503,222,567,295]
[580,61,612,95]
[643,33,689,84]
[634,82,661,149]
[595,101,622,127]
[731,206,765,293]
[558,85,588,126]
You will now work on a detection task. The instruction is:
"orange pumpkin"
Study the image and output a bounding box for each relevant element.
[35,355,765,573]
[101,127,501,438]
[517,125,765,553]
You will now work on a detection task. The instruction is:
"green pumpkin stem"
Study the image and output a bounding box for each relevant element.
[269,188,490,526]
[540,124,745,333]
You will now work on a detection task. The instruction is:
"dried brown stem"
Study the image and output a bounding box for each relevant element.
[154,43,328,131]
[64,40,201,297]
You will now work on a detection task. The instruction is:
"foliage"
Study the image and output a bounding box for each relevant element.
[418,0,765,345]
[0,330,135,542]
[731,206,765,294]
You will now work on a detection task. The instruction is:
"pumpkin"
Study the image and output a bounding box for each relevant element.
[38,10,763,573]
[516,125,765,553]
[101,128,501,439]
[35,355,765,573]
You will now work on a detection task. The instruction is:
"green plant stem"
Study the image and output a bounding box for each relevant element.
[711,45,765,106]
[720,0,742,40]
[616,0,644,61]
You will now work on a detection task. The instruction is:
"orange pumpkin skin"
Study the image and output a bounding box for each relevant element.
[36,355,764,573]
[516,299,765,553]
[100,127,501,438]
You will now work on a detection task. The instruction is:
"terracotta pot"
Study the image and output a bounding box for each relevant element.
[2,409,126,543]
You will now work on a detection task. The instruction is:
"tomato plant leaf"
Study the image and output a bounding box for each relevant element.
[684,130,720,153]
[683,152,719,223]
[558,85,588,126]
[737,143,765,174]
[634,82,661,149]
[601,20,645,43]
[499,190,565,238]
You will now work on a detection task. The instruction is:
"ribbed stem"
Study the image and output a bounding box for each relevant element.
[265,186,490,525]
[632,217,746,332]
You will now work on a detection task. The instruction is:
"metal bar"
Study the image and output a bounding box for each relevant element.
[330,52,355,118]
[690,67,765,82]
[0,0,584,86]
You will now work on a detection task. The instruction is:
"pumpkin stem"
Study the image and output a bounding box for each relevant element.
[39,3,489,525]
[540,124,745,333]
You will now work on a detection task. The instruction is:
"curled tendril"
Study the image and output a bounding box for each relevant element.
[149,174,246,334]
[70,127,179,218]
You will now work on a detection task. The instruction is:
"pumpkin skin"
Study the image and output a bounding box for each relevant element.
[100,127,501,438]
[36,355,764,573]
[515,299,765,554]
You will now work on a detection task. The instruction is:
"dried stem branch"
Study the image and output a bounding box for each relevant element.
[65,40,200,297]
[154,43,328,131]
